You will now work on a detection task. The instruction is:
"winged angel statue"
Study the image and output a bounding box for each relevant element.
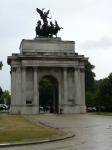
[35,8,63,37]
[36,8,50,24]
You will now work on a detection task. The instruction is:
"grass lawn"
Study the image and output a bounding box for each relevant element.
[92,112,112,116]
[0,114,62,144]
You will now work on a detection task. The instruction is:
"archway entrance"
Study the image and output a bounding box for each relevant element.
[39,76,59,114]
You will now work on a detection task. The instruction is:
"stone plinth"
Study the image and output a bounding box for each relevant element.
[7,37,88,114]
[20,37,75,53]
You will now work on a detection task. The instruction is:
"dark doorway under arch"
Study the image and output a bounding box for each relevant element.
[39,76,59,114]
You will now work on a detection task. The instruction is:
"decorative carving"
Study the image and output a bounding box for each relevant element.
[11,67,17,72]
[35,8,63,37]
[80,68,85,72]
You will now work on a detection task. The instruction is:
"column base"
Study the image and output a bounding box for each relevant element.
[10,105,39,114]
[61,105,86,113]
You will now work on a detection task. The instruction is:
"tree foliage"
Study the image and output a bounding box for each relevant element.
[95,73,112,111]
[0,89,10,105]
[0,87,3,98]
[0,61,3,70]
[39,79,54,106]
[85,60,96,106]
[85,61,95,91]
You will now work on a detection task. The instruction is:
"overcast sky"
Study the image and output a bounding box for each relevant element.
[0,0,112,90]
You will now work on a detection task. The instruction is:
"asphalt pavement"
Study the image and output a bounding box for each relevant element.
[1,114,112,150]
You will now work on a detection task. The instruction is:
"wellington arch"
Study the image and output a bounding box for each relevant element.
[7,9,88,114]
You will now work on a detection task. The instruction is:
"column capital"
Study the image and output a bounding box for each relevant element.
[80,68,85,72]
[21,66,27,70]
[63,67,67,71]
[11,67,17,72]
[16,67,21,72]
[33,66,38,70]
[74,67,79,71]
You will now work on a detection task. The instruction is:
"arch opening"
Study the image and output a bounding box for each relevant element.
[39,75,59,114]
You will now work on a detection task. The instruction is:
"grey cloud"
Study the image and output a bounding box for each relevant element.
[80,37,112,49]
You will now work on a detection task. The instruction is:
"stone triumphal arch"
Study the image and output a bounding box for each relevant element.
[8,37,87,114]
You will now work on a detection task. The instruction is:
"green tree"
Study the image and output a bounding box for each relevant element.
[96,73,112,111]
[39,79,53,106]
[0,90,11,105]
[85,61,96,107]
[0,61,3,70]
[0,62,3,103]
[85,61,95,91]
[0,87,3,102]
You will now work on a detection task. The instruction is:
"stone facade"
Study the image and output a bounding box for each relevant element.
[7,37,88,114]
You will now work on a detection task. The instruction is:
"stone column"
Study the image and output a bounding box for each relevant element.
[63,67,68,105]
[80,68,85,105]
[11,67,17,105]
[16,67,21,105]
[74,68,81,105]
[21,67,26,105]
[33,67,39,107]
[58,78,62,106]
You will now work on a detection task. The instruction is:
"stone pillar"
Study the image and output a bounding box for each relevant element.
[80,68,85,105]
[16,67,21,105]
[33,67,39,107]
[74,68,81,105]
[11,67,16,105]
[63,67,68,105]
[21,67,26,105]
[58,78,62,106]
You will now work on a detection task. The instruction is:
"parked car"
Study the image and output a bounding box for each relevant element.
[0,104,9,110]
[39,106,44,112]
[86,107,96,112]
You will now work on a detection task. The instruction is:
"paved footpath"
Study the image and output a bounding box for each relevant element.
[1,114,112,150]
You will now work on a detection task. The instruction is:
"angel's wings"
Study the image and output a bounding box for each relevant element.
[36,8,43,17]
[46,10,50,16]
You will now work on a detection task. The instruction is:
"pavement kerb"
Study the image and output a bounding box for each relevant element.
[0,120,75,148]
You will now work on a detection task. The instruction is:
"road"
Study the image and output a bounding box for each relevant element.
[1,114,112,150]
